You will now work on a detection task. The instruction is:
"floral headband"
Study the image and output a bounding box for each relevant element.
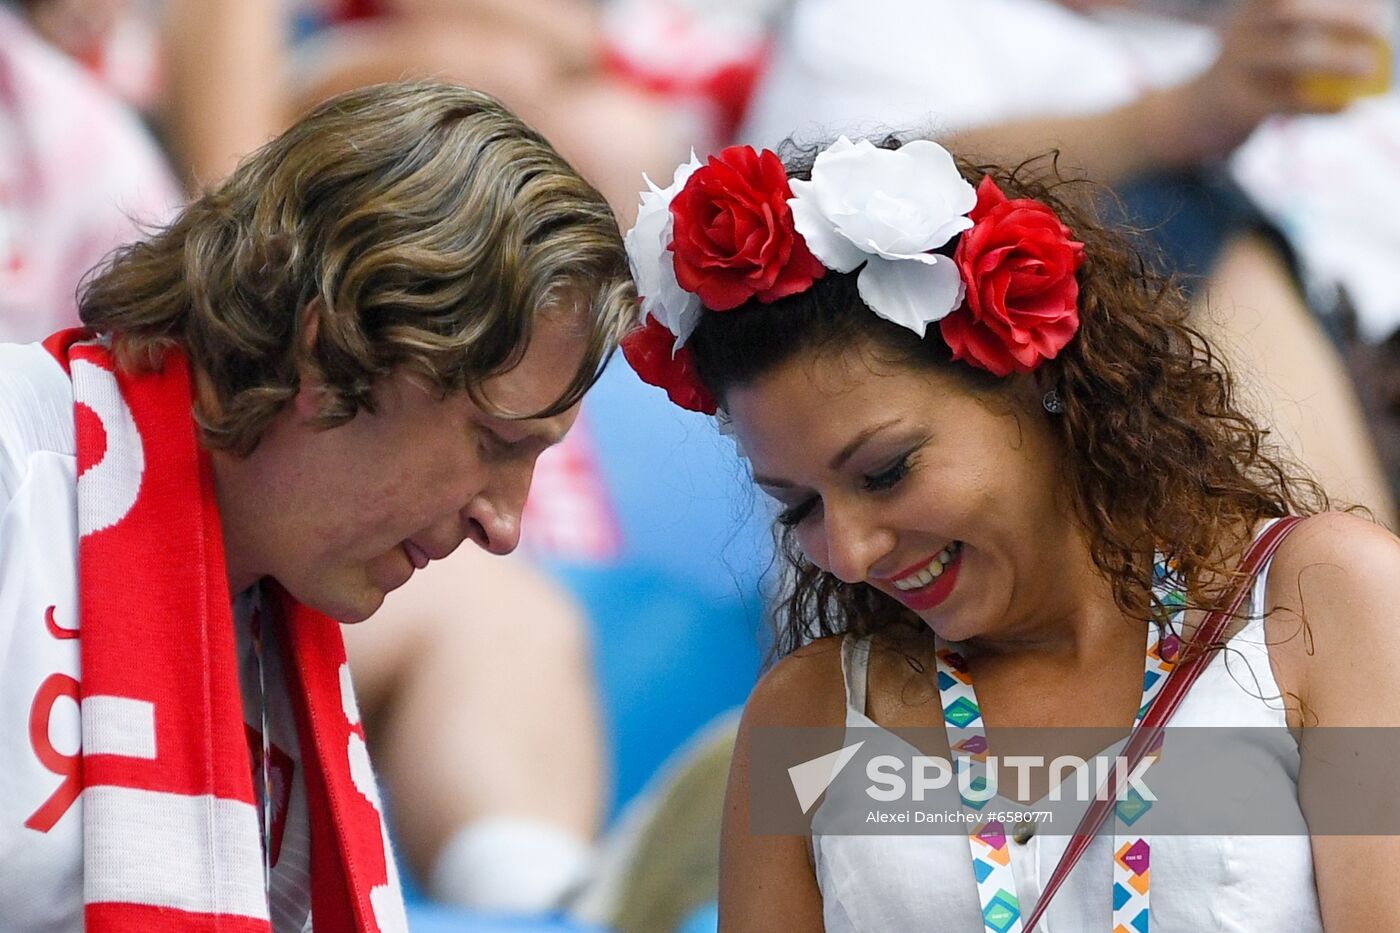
[620,136,1086,415]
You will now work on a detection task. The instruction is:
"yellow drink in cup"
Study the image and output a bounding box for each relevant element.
[1296,3,1397,109]
[1298,34,1395,108]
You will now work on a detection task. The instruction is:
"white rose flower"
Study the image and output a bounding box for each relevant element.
[624,152,705,352]
[788,136,977,336]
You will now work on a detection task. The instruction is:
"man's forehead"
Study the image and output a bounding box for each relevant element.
[480,300,592,414]
[472,378,580,442]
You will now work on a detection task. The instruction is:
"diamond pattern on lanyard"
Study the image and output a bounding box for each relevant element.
[933,558,1186,932]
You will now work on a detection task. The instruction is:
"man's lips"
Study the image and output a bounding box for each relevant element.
[402,539,431,570]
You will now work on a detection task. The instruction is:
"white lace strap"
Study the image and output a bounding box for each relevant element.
[1250,517,1284,619]
[839,635,872,716]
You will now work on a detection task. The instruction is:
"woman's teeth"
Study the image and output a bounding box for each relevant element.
[892,542,963,591]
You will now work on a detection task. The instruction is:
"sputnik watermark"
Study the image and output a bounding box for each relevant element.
[753,725,1400,836]
[788,741,867,815]
[863,809,1054,826]
[865,752,1155,804]
[786,742,1154,823]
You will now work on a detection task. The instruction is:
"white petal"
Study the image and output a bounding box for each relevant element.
[662,293,703,352]
[922,214,976,251]
[670,150,705,189]
[828,135,861,155]
[856,257,965,337]
[622,151,706,347]
[789,188,865,273]
[639,171,665,199]
[842,195,925,256]
[898,140,976,207]
[864,216,974,262]
[861,245,940,264]
[804,136,977,260]
[806,136,870,217]
[624,220,666,312]
[651,227,701,346]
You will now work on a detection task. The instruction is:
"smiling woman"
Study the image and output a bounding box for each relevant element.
[619,135,1400,932]
[677,140,1322,658]
[725,348,1062,644]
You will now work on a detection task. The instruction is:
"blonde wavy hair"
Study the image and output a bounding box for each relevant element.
[79,81,636,454]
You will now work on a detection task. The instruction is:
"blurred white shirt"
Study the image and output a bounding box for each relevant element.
[744,0,1400,339]
[741,0,1217,147]
[0,5,181,344]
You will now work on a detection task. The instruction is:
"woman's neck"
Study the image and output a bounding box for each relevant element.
[962,530,1134,664]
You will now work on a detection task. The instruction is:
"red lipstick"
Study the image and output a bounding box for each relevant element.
[890,547,964,612]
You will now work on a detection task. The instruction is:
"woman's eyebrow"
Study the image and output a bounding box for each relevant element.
[829,419,901,470]
[752,418,905,488]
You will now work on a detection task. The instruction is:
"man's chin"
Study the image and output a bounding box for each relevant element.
[330,598,382,625]
[271,555,408,623]
[331,583,390,624]
[285,576,387,625]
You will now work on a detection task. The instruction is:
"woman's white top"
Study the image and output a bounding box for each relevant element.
[812,551,1324,931]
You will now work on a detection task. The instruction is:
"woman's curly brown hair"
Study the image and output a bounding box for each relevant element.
[685,137,1328,661]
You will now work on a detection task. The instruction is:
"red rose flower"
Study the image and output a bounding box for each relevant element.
[668,145,826,311]
[621,315,718,414]
[941,177,1086,377]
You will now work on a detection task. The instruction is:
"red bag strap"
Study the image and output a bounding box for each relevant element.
[1022,515,1305,933]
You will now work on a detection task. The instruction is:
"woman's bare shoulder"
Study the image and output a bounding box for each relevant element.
[1263,512,1400,724]
[741,634,850,730]
[1266,511,1400,614]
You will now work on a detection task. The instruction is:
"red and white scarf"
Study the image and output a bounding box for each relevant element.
[43,329,407,932]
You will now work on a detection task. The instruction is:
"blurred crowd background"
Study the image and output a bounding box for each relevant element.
[2,1,1398,932]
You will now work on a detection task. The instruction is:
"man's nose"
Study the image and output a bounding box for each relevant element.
[462,463,533,555]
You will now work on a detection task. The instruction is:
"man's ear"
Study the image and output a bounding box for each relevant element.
[291,299,325,419]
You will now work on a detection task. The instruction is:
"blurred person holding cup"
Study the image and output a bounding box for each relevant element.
[744,0,1400,523]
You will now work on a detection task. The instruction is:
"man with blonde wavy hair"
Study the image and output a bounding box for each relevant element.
[0,81,635,932]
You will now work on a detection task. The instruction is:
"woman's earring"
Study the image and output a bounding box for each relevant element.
[1042,390,1065,414]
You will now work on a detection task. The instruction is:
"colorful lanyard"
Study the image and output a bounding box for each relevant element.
[933,560,1186,932]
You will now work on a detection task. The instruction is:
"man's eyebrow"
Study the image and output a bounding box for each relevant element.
[518,416,570,449]
[483,407,569,449]
[751,419,904,489]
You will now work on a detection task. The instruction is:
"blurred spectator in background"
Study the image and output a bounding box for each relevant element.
[1,4,624,926]
[343,546,607,916]
[12,0,161,106]
[0,0,179,341]
[744,0,1400,521]
[156,0,784,220]
[287,0,662,218]
[13,0,777,219]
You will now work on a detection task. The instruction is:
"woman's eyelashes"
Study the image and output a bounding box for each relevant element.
[777,497,817,528]
[863,453,913,491]
[775,453,916,527]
